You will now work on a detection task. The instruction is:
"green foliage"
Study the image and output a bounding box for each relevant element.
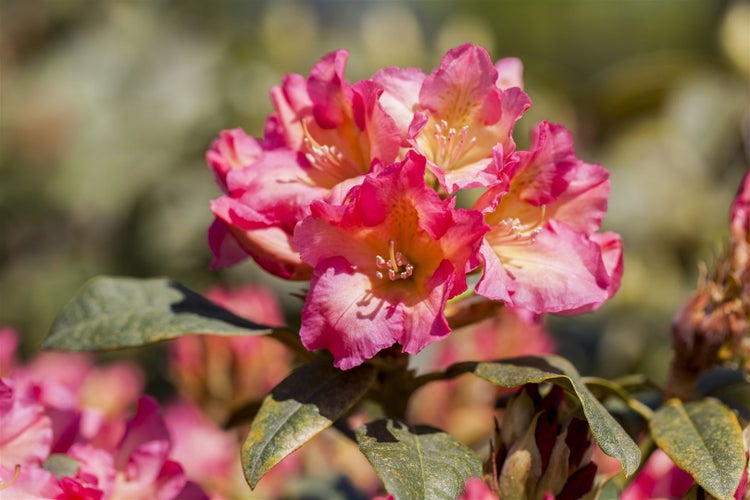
[43,276,275,350]
[448,354,641,476]
[650,398,746,500]
[356,418,482,500]
[242,360,376,488]
[42,454,81,479]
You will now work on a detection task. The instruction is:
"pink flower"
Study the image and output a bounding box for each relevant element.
[205,128,264,193]
[272,50,401,185]
[474,121,623,314]
[294,151,488,369]
[730,169,749,270]
[0,464,61,499]
[65,443,117,498]
[494,57,524,90]
[208,50,401,279]
[457,477,497,500]
[207,149,327,277]
[0,328,18,377]
[12,346,145,454]
[163,399,242,497]
[0,378,53,469]
[620,449,693,500]
[374,43,531,193]
[168,286,293,416]
[111,396,189,499]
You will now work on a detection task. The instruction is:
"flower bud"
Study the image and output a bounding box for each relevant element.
[667,171,750,399]
[487,384,597,500]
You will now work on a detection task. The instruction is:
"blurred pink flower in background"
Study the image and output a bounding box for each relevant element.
[0,328,19,377]
[0,328,205,499]
[620,449,694,500]
[0,377,53,470]
[457,477,498,500]
[168,285,292,421]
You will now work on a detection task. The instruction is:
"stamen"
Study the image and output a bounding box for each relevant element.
[300,121,356,182]
[374,240,414,281]
[432,119,477,169]
[487,206,547,247]
[0,465,20,491]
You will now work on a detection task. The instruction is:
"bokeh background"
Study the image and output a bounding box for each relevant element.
[1,0,749,384]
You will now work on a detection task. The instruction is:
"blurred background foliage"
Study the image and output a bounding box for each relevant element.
[1,0,748,383]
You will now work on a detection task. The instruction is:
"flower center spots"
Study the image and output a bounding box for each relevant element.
[375,239,414,280]
[432,119,477,169]
[487,205,546,247]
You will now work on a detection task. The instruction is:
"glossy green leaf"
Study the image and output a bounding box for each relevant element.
[356,419,482,500]
[448,354,641,476]
[650,398,746,500]
[242,360,376,488]
[44,276,276,350]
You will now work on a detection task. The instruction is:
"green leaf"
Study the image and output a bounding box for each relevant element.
[448,354,641,476]
[43,276,276,350]
[356,418,482,500]
[242,360,376,488]
[698,368,750,420]
[650,398,746,500]
[42,454,81,478]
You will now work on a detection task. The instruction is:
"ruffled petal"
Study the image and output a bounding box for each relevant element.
[300,257,400,370]
[478,220,618,313]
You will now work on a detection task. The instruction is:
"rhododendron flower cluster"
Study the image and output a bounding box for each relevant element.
[207,43,623,369]
[0,328,206,500]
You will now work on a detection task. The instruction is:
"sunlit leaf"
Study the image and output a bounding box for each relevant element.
[650,398,745,500]
[448,354,641,476]
[242,360,376,488]
[43,276,276,350]
[356,418,482,500]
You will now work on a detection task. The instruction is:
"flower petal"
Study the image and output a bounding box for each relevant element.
[300,257,400,370]
[477,221,619,313]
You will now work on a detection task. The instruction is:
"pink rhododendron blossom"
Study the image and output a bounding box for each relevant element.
[206,128,264,193]
[294,151,487,369]
[111,396,189,500]
[66,443,117,497]
[457,477,497,500]
[620,449,694,500]
[475,121,623,313]
[374,43,531,193]
[163,399,246,498]
[13,348,145,454]
[79,362,145,420]
[169,285,292,418]
[731,169,749,269]
[208,50,401,279]
[494,57,524,90]
[732,169,750,240]
[0,328,18,377]
[0,378,53,469]
[269,50,401,176]
[0,463,61,499]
